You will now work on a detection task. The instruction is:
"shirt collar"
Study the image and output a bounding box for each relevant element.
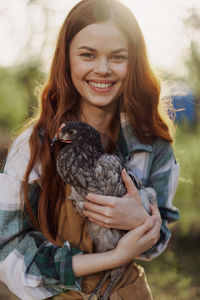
[116,113,153,162]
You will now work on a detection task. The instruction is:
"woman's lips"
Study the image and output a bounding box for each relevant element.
[86,80,116,92]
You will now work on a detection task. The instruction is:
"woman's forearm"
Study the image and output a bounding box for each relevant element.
[72,216,157,277]
[72,248,121,277]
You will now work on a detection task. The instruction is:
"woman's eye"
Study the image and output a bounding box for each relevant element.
[112,55,128,61]
[80,53,94,59]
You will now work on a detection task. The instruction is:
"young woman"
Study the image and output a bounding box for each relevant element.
[0,0,179,299]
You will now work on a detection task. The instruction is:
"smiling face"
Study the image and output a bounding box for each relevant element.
[69,21,129,112]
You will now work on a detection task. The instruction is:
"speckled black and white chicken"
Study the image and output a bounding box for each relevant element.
[52,121,156,300]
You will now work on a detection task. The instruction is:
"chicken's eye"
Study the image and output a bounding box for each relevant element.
[68,129,77,135]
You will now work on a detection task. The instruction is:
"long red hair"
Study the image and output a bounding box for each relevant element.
[22,0,173,242]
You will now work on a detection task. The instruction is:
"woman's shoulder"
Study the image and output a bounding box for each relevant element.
[151,136,174,156]
[121,121,172,154]
[6,126,33,164]
[4,126,40,182]
[10,126,34,152]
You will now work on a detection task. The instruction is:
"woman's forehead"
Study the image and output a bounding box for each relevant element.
[70,22,128,51]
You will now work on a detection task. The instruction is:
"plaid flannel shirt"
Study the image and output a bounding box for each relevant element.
[0,120,179,300]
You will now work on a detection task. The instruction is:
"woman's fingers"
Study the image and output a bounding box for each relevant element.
[86,193,116,207]
[120,217,155,243]
[150,202,159,215]
[138,222,160,250]
[83,209,112,227]
[149,203,162,243]
[131,216,159,253]
[121,169,138,197]
[135,216,156,235]
[83,195,116,226]
[116,216,156,260]
[150,203,162,226]
[83,201,110,216]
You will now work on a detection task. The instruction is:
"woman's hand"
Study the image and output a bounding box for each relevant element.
[115,215,158,264]
[148,202,162,245]
[72,214,158,277]
[83,169,155,230]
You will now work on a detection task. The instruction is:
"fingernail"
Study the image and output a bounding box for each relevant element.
[86,193,92,199]
[122,168,127,175]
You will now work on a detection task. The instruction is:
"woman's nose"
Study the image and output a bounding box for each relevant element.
[94,58,111,75]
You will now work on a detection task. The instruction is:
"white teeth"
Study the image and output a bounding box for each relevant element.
[88,81,113,88]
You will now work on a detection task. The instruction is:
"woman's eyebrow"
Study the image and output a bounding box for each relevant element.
[77,46,128,53]
[78,46,97,52]
[111,48,128,54]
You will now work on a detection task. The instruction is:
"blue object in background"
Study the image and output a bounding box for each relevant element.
[172,92,196,125]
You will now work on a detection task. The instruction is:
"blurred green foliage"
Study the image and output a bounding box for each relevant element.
[174,125,200,235]
[140,124,200,300]
[0,62,45,131]
[0,62,46,168]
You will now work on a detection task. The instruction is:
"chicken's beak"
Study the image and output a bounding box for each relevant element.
[51,136,58,147]
[51,123,66,147]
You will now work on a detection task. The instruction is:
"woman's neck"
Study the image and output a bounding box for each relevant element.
[78,103,119,150]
